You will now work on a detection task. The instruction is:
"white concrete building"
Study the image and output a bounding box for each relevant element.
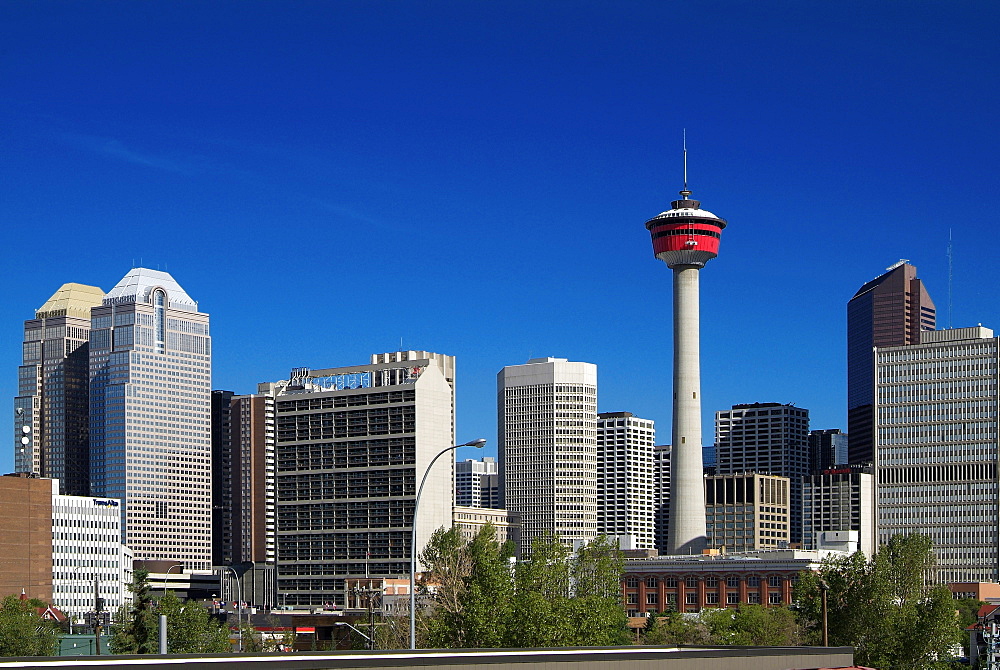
[274,351,456,607]
[455,457,499,508]
[876,326,1000,582]
[597,412,656,549]
[498,358,597,553]
[802,467,875,556]
[51,480,133,624]
[89,268,212,570]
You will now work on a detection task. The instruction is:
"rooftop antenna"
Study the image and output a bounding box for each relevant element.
[948,228,954,329]
[680,129,691,198]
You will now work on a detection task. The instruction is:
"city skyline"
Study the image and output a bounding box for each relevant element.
[3,2,998,470]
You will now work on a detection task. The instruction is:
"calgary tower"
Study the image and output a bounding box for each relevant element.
[644,148,727,554]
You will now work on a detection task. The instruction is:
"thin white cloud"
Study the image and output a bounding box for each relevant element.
[64,133,202,176]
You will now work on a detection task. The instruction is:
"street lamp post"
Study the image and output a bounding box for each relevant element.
[409,438,486,650]
[819,579,830,647]
[162,564,183,596]
[225,566,245,652]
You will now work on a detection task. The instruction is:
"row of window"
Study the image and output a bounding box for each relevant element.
[625,574,786,588]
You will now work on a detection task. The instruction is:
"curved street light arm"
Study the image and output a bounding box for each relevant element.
[410,439,486,650]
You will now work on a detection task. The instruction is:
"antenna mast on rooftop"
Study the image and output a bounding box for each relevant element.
[682,129,690,196]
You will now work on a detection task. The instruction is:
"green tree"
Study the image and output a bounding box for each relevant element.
[701,606,800,646]
[109,567,159,654]
[0,595,59,656]
[461,524,515,648]
[416,529,626,649]
[510,535,573,647]
[795,534,961,669]
[157,591,230,653]
[565,535,630,646]
[418,526,473,648]
[510,534,629,647]
[641,611,710,646]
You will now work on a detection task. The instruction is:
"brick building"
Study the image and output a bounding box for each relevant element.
[622,550,832,615]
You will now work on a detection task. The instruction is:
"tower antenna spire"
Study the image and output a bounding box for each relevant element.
[681,129,691,198]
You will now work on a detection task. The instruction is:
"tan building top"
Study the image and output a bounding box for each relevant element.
[35,283,104,319]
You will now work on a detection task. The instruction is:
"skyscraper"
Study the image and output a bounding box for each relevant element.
[498,357,597,552]
[274,351,456,607]
[597,412,655,549]
[89,268,212,570]
[653,444,671,553]
[802,466,874,555]
[455,457,500,508]
[847,261,935,465]
[876,326,999,582]
[211,390,235,565]
[644,175,727,554]
[715,403,810,545]
[14,283,104,495]
[808,429,849,473]
[231,386,278,566]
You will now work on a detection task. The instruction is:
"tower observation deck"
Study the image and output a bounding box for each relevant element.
[645,186,727,555]
[645,190,727,268]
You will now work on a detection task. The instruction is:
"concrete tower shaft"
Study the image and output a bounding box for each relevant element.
[645,189,726,554]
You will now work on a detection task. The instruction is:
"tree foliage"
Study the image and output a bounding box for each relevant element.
[0,595,60,656]
[109,567,159,654]
[641,611,710,646]
[794,534,961,669]
[109,568,231,654]
[157,591,230,653]
[700,605,800,646]
[417,526,627,648]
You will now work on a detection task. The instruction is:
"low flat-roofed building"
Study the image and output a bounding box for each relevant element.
[949,582,1000,603]
[453,506,520,549]
[623,549,841,615]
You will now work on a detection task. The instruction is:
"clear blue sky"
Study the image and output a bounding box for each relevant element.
[2,1,997,469]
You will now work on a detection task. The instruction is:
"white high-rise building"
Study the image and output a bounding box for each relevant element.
[498,357,597,553]
[455,457,499,508]
[876,326,1000,582]
[89,268,212,570]
[597,412,655,549]
[274,351,456,607]
[51,481,133,624]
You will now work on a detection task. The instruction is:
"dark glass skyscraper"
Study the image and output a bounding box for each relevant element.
[14,283,104,495]
[847,262,935,464]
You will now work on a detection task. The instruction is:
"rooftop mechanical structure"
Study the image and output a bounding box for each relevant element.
[645,171,727,554]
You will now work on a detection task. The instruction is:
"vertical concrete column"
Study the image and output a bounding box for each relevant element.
[667,265,707,554]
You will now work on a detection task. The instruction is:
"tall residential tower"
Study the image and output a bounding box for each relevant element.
[89,269,212,570]
[597,412,656,549]
[644,177,727,554]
